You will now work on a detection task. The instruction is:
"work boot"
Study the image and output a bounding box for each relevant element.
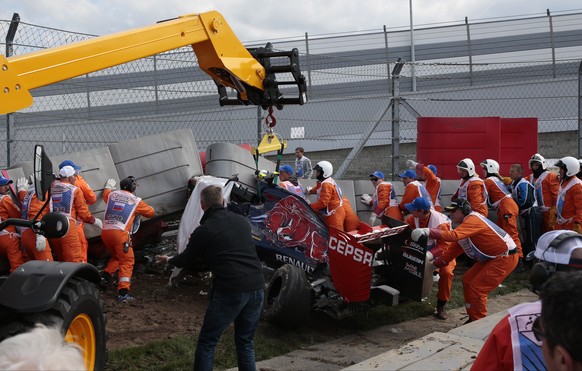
[434,306,448,320]
[117,293,135,303]
[98,272,112,291]
[513,258,525,274]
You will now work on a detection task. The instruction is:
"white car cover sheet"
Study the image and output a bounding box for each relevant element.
[169,176,234,285]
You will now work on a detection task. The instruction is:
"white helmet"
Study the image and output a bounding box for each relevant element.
[529,153,547,170]
[555,156,580,177]
[457,158,476,177]
[480,159,500,174]
[314,161,333,178]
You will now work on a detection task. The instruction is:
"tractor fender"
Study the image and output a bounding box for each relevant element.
[0,260,100,313]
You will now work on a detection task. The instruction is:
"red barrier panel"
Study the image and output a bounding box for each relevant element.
[417,117,538,180]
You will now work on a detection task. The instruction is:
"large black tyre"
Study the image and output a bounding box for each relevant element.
[262,264,311,328]
[26,277,107,371]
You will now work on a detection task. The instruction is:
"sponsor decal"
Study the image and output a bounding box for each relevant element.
[404,262,422,278]
[328,236,373,266]
[407,240,424,253]
[275,254,315,273]
[402,251,423,264]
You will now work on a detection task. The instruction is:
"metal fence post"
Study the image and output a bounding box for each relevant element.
[5,13,20,168]
[391,59,405,180]
[465,17,474,86]
[547,9,556,79]
[304,32,312,101]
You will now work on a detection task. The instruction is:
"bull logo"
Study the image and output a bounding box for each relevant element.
[262,196,328,262]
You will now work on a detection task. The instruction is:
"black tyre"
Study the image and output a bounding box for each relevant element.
[262,264,311,328]
[26,277,107,371]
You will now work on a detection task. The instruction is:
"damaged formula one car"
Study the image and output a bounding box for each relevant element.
[183,175,435,328]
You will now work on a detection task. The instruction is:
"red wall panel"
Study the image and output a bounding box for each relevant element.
[417,117,538,180]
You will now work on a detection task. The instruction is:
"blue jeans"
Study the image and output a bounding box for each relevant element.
[194,288,264,371]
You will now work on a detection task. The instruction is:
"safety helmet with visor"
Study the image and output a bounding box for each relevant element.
[313,161,333,179]
[457,158,476,177]
[555,156,580,178]
[480,159,500,175]
[529,153,547,170]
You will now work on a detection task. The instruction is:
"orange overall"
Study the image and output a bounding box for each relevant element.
[554,177,582,233]
[399,181,432,214]
[309,178,345,230]
[342,197,360,231]
[415,163,443,212]
[452,177,489,217]
[19,189,53,261]
[529,171,559,232]
[483,177,523,257]
[405,211,455,302]
[430,213,518,320]
[49,180,95,263]
[102,188,154,292]
[371,181,402,221]
[0,194,24,271]
[75,175,97,261]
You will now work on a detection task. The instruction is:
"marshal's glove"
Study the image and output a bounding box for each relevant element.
[17,177,29,193]
[368,214,377,226]
[406,160,418,169]
[104,178,116,190]
[411,228,429,242]
[360,194,372,205]
[92,218,103,230]
[35,234,47,252]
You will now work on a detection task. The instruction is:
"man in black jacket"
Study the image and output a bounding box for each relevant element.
[156,185,264,371]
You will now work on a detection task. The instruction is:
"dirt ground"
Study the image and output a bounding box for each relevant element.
[101,268,211,350]
[102,249,535,354]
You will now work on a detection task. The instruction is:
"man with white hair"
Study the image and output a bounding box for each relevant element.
[49,165,102,263]
[0,324,86,370]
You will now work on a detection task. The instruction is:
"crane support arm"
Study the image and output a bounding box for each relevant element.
[0,10,307,114]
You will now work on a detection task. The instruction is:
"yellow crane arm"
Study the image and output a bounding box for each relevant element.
[0,10,307,114]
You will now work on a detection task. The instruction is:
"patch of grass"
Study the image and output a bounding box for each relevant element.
[106,260,532,370]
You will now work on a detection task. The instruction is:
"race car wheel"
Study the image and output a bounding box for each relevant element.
[28,277,107,371]
[262,264,311,328]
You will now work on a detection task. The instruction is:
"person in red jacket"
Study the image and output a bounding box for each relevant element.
[308,161,345,231]
[404,197,454,320]
[360,170,402,225]
[49,166,102,263]
[480,159,523,258]
[0,176,24,272]
[407,160,443,212]
[101,176,155,302]
[411,198,518,322]
[452,158,489,217]
[553,157,582,233]
[528,153,559,233]
[472,230,582,371]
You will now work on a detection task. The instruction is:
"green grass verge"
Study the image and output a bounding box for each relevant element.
[106,260,531,370]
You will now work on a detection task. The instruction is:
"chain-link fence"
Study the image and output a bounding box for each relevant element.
[1,10,582,172]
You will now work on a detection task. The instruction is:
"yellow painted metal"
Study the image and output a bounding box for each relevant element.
[254,132,287,155]
[0,55,33,113]
[65,313,96,371]
[1,11,265,114]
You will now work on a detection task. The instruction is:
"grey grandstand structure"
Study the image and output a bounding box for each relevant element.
[1,10,582,173]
